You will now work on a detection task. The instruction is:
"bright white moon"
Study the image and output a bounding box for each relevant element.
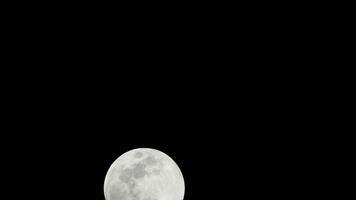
[104,148,185,200]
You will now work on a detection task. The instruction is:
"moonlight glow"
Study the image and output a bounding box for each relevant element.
[104,148,185,200]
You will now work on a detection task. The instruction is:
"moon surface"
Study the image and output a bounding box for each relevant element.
[104,148,185,200]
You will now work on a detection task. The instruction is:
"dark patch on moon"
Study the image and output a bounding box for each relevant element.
[119,168,133,183]
[144,156,157,165]
[131,191,141,200]
[134,152,143,158]
[115,165,145,200]
[110,184,128,200]
[133,163,147,179]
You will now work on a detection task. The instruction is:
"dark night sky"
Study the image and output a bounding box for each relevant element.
[5,84,306,200]
[1,69,316,200]
[1,0,333,198]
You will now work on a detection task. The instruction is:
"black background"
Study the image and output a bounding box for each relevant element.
[4,73,313,199]
[1,2,328,199]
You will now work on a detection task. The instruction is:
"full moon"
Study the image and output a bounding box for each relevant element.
[104,148,185,200]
